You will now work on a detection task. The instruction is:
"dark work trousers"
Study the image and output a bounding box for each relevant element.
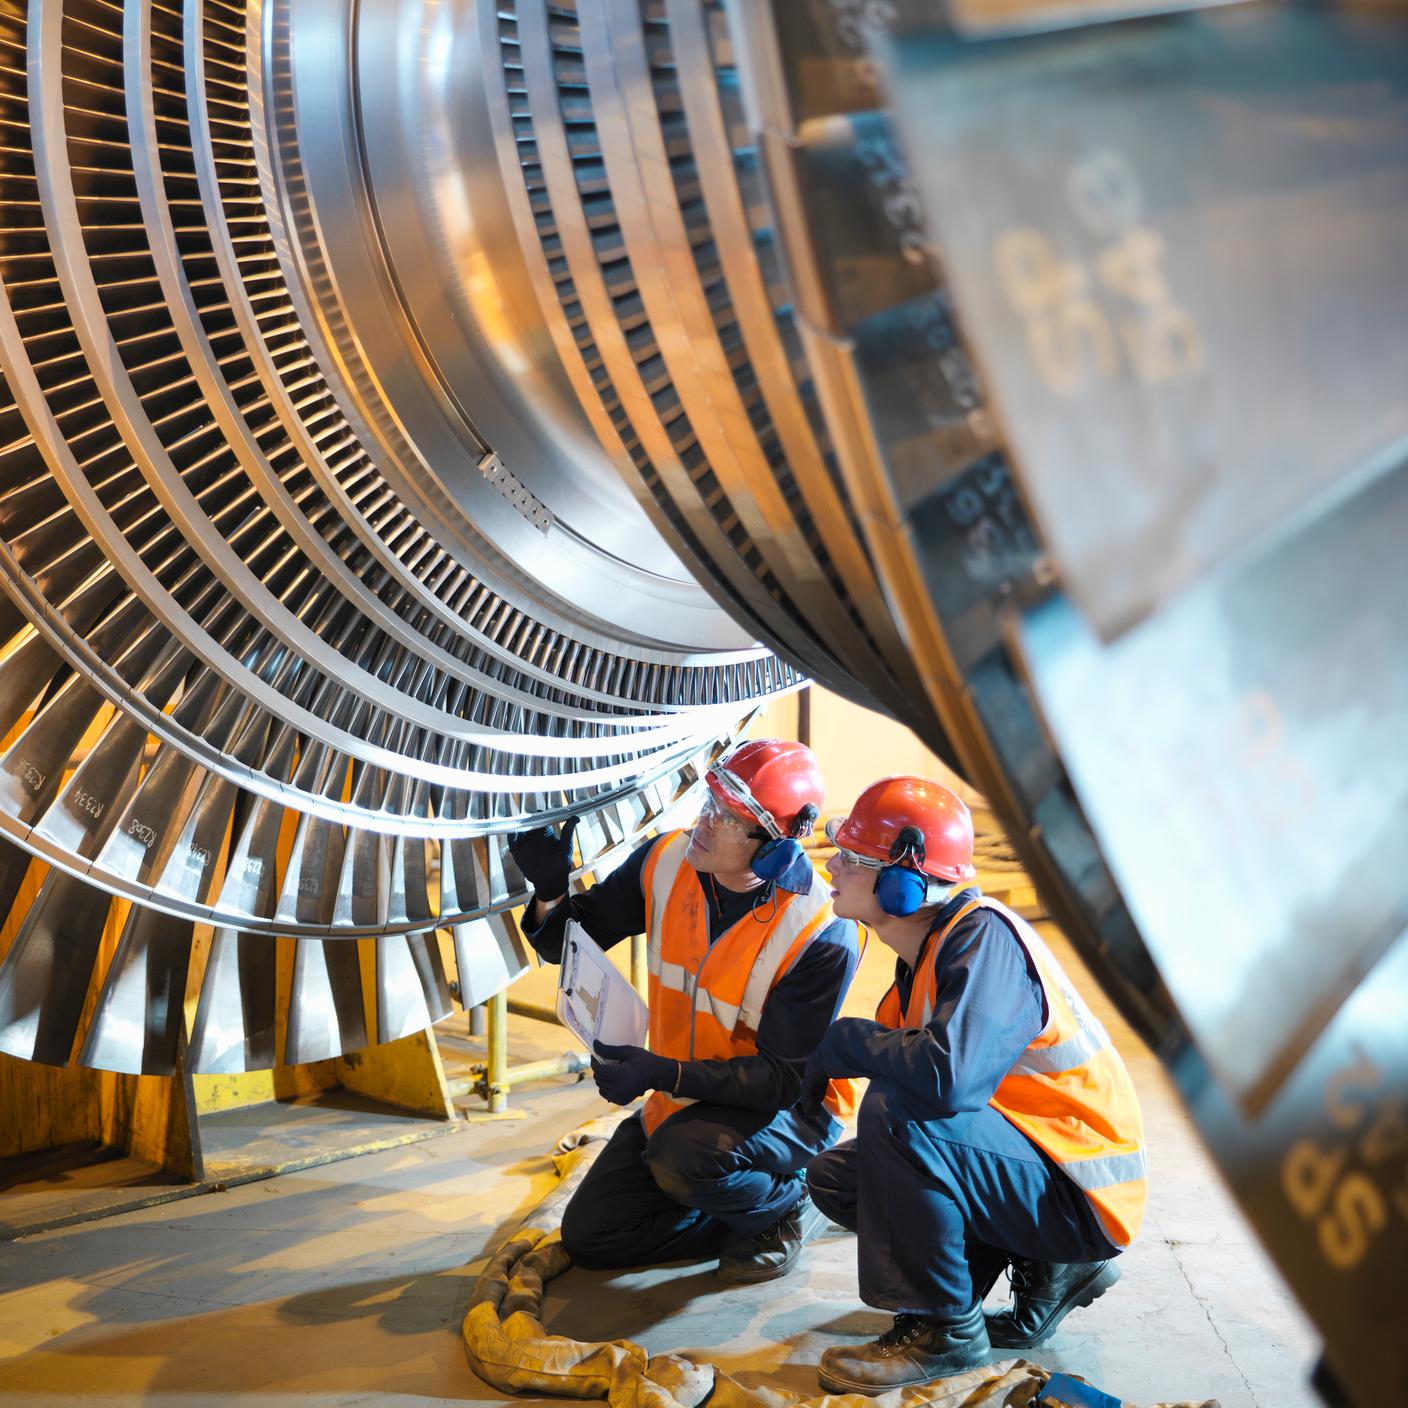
[561,1102,839,1270]
[806,1078,1117,1316]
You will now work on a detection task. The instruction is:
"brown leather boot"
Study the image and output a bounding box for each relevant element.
[816,1303,990,1395]
[716,1192,824,1284]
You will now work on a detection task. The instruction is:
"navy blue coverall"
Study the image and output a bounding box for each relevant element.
[805,889,1117,1315]
[525,839,862,1269]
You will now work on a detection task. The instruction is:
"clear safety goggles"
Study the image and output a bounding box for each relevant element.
[705,761,782,839]
[696,793,763,839]
[824,817,886,872]
[830,843,887,873]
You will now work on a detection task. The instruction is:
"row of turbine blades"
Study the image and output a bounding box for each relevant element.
[481,0,959,754]
[0,735,721,1076]
[0,0,779,1073]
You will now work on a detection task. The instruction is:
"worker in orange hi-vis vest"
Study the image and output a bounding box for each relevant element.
[798,776,1147,1396]
[508,740,864,1284]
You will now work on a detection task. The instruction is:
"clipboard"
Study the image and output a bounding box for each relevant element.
[556,920,649,1053]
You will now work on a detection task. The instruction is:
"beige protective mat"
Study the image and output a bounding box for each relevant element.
[461,1119,1217,1408]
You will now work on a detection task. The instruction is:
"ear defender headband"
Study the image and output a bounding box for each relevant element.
[751,802,818,885]
[874,824,948,917]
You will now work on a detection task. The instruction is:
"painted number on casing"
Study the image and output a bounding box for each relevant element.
[993,148,1202,396]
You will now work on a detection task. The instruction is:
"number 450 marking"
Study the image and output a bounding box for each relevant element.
[992,148,1204,396]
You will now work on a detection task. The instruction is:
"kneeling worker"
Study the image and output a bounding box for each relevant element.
[801,776,1146,1394]
[509,740,863,1283]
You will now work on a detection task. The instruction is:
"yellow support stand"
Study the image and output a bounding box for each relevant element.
[486,989,509,1114]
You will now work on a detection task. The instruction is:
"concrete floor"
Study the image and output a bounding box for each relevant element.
[0,923,1320,1408]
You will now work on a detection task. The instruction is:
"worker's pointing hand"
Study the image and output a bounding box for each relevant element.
[507,817,580,900]
[591,1042,679,1105]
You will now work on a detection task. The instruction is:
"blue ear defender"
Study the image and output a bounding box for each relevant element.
[875,825,938,917]
[751,803,819,884]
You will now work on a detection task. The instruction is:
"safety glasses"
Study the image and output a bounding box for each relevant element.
[831,843,886,873]
[704,761,782,839]
[824,817,886,871]
[696,794,760,839]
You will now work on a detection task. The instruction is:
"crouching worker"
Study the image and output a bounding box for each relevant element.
[800,776,1146,1394]
[508,740,863,1283]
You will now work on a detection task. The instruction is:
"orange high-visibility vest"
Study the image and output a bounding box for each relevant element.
[639,830,860,1136]
[877,895,1147,1248]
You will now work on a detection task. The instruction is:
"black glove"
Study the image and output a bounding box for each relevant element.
[591,1042,679,1106]
[507,817,580,900]
[797,1050,832,1120]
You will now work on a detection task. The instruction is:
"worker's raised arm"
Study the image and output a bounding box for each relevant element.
[512,827,652,963]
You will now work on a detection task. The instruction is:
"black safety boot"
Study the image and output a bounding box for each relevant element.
[716,1191,824,1284]
[986,1257,1120,1348]
[816,1302,991,1395]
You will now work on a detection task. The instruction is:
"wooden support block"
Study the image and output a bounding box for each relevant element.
[191,1058,342,1115]
[336,1028,454,1120]
[0,1051,201,1179]
[118,1054,203,1182]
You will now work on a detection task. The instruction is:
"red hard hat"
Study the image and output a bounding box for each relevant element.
[706,739,824,839]
[829,775,976,883]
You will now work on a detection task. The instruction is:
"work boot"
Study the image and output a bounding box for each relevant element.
[986,1257,1120,1348]
[716,1191,824,1284]
[816,1302,990,1396]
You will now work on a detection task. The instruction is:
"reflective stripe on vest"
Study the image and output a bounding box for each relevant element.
[644,952,744,1034]
[644,898,828,1036]
[645,837,689,951]
[639,830,854,1133]
[876,895,1147,1248]
[1061,1148,1149,1193]
[1010,1026,1104,1076]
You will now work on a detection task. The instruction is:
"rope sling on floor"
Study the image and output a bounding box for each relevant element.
[461,1118,1218,1408]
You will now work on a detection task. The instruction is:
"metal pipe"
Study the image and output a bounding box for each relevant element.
[486,989,508,1114]
[469,1003,487,1038]
[506,997,562,1026]
[499,1051,591,1087]
[448,1049,590,1101]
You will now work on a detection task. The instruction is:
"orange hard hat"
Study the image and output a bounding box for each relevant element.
[829,775,976,883]
[706,739,824,840]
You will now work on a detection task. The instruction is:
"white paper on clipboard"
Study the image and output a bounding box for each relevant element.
[556,920,649,1053]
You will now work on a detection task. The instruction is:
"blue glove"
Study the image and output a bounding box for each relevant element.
[592,1042,679,1105]
[797,1050,832,1119]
